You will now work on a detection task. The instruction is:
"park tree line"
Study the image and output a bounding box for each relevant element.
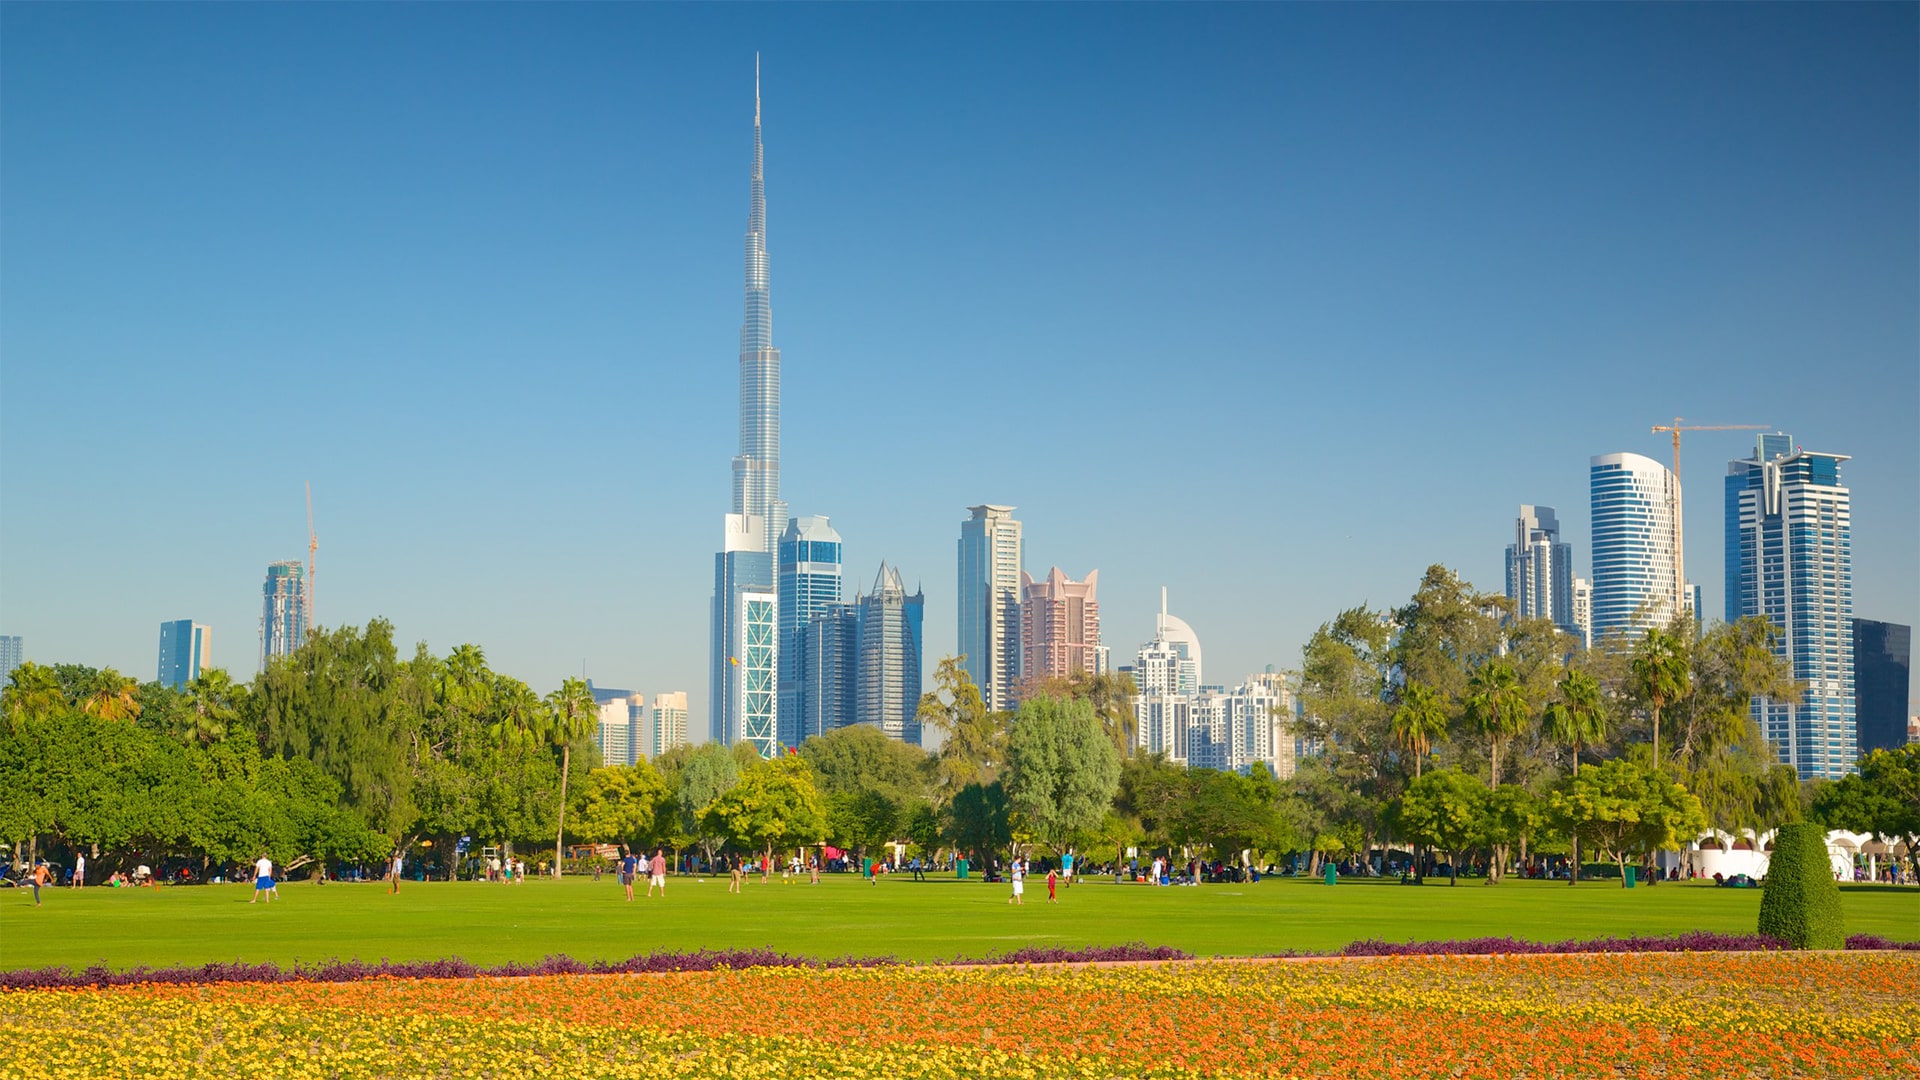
[4,568,1917,884]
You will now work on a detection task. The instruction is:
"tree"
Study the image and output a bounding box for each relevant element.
[1464,660,1529,789]
[570,762,671,851]
[703,755,826,866]
[1021,669,1139,758]
[255,620,418,840]
[81,668,142,722]
[544,677,599,876]
[1541,667,1609,883]
[1479,784,1542,884]
[1003,694,1122,857]
[1393,769,1487,884]
[181,668,245,747]
[943,781,1010,867]
[1548,758,1707,886]
[1629,625,1690,769]
[1389,680,1448,780]
[2,661,67,731]
[1813,745,1920,881]
[672,741,742,865]
[1756,821,1845,949]
[917,656,1005,798]
[1296,606,1398,867]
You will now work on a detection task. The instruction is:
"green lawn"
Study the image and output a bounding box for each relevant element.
[2,872,1914,972]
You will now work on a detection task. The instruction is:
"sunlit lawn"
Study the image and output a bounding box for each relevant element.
[2,871,1914,971]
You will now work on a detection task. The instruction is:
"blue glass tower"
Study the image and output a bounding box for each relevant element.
[157,619,210,690]
[1725,434,1855,780]
[1589,453,1680,642]
[858,563,925,745]
[778,515,843,748]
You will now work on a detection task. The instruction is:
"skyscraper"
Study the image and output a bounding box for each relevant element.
[1021,567,1103,683]
[856,564,925,744]
[778,515,842,748]
[157,620,211,690]
[260,560,307,669]
[1726,435,1855,779]
[1589,452,1681,641]
[710,61,785,757]
[651,692,690,759]
[958,505,1022,711]
[1505,505,1575,636]
[594,690,641,768]
[1853,619,1910,756]
[734,55,783,554]
[0,636,23,685]
[798,603,859,742]
[1571,577,1593,649]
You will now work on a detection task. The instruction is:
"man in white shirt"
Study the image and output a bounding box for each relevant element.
[71,853,85,888]
[250,854,275,904]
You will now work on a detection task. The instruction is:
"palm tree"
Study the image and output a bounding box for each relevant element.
[488,678,544,748]
[1463,660,1528,789]
[2,661,67,730]
[182,668,242,747]
[82,668,142,722]
[1541,668,1609,884]
[1629,626,1690,769]
[545,676,599,878]
[1390,680,1449,780]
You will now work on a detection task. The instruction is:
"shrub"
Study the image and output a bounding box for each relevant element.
[1756,822,1845,949]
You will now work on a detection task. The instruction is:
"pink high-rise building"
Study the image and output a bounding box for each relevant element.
[1021,567,1103,684]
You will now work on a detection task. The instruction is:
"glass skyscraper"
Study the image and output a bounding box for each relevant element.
[1504,505,1576,637]
[0,636,22,686]
[798,604,860,742]
[261,560,307,670]
[1853,619,1910,756]
[710,61,786,754]
[857,563,925,745]
[1726,435,1855,779]
[958,505,1022,712]
[157,619,211,690]
[777,515,842,748]
[1589,453,1680,642]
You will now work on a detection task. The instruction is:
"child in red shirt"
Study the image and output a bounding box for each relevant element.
[1046,867,1058,903]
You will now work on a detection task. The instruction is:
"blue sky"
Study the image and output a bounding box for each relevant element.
[4,4,1916,722]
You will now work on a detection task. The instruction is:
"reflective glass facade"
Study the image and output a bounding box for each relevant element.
[958,505,1022,711]
[261,561,307,670]
[857,564,925,745]
[157,619,210,690]
[778,516,842,748]
[1725,436,1855,779]
[1853,619,1911,755]
[1588,453,1679,641]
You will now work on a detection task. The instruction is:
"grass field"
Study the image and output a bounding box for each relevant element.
[3,871,1915,971]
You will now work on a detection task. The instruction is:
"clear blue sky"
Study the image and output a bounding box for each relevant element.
[4,4,1916,724]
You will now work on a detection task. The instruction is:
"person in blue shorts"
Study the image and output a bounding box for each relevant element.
[620,848,638,902]
[250,853,275,904]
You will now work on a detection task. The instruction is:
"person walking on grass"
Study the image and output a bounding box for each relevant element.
[647,849,667,898]
[71,853,85,889]
[1008,858,1025,906]
[620,848,638,902]
[250,854,275,904]
[729,853,743,894]
[388,849,404,894]
[1047,866,1058,903]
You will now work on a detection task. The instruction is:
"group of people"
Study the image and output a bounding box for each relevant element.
[617,848,669,900]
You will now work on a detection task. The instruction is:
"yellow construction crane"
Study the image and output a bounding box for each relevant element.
[1649,419,1769,620]
[305,482,318,634]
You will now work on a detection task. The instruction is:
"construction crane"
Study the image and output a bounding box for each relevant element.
[1649,419,1769,621]
[305,482,317,635]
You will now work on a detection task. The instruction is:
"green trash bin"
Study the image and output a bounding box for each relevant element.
[956,858,969,880]
[1624,865,1637,888]
[1324,863,1337,886]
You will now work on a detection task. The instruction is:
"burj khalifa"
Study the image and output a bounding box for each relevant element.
[710,58,782,755]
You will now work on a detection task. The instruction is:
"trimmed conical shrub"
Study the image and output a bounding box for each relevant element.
[1757,821,1845,949]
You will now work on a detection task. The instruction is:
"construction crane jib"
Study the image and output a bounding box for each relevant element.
[1649,419,1770,621]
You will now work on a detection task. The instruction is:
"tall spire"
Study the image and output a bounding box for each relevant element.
[732,53,781,549]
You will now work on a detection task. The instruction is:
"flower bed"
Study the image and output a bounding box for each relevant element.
[2,952,1914,1078]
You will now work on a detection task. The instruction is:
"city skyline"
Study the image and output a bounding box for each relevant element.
[3,6,1916,724]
